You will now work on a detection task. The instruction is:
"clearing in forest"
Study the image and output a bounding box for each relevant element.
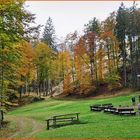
[1,91,140,138]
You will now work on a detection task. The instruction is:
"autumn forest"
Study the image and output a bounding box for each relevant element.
[1,0,140,116]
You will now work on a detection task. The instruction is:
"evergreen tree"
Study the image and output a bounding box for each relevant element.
[42,17,56,50]
[127,2,140,88]
[115,2,128,87]
[84,17,100,34]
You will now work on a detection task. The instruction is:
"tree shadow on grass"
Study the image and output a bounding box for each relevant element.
[47,120,88,130]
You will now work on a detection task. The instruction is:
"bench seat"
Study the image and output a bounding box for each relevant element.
[90,103,113,112]
[117,108,136,116]
[119,111,136,115]
[91,107,102,111]
[90,104,102,111]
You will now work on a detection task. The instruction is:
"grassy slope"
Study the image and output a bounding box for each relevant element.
[7,91,140,138]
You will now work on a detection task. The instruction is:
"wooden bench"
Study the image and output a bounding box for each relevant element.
[46,113,80,130]
[90,104,102,111]
[117,108,136,116]
[104,107,118,114]
[104,106,113,113]
[100,103,113,110]
[104,107,136,116]
[90,103,113,112]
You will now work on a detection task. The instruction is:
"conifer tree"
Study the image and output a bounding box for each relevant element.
[42,17,56,50]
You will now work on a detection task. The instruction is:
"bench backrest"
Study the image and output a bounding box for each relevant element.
[102,103,112,106]
[53,113,80,118]
[110,107,117,110]
[90,104,101,108]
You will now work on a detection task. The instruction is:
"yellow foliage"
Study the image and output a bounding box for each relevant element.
[0,0,24,4]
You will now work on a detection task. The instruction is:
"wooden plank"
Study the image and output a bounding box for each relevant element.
[55,119,76,123]
[53,113,80,118]
[119,112,136,115]
[91,108,102,111]
[118,108,134,111]
[90,104,101,107]
[54,117,75,120]
[102,103,113,106]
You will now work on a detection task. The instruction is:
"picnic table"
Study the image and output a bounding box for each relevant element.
[117,107,136,116]
[90,104,102,111]
[104,107,136,116]
[90,103,113,112]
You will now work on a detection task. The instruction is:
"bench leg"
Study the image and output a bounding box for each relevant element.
[71,117,74,123]
[76,114,79,121]
[47,120,50,130]
[53,117,56,127]
[90,107,92,111]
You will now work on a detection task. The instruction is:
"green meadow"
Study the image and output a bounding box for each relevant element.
[3,92,140,138]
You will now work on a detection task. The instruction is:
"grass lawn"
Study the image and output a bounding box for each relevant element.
[5,91,140,138]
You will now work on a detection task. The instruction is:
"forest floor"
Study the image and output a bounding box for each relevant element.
[1,90,140,138]
[54,88,134,100]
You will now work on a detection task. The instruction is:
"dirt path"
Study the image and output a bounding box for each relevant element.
[3,115,45,138]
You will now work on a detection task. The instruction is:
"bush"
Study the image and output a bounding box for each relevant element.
[105,69,122,91]
[62,83,96,97]
[108,82,122,91]
[31,97,45,103]
[7,90,18,101]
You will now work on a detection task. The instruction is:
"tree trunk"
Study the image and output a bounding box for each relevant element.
[25,78,28,95]
[19,85,23,99]
[46,80,48,96]
[94,46,98,85]
[122,40,127,87]
[39,81,41,97]
[106,44,111,74]
[0,110,4,128]
[43,80,46,96]
[90,59,94,84]
[129,36,135,88]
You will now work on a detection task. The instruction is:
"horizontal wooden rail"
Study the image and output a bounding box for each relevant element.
[46,113,80,130]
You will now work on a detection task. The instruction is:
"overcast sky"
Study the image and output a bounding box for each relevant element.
[25,1,140,39]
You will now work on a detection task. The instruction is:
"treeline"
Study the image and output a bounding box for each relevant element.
[60,2,140,96]
[1,0,140,112]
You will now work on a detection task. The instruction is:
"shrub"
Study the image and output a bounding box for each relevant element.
[105,69,122,91]
[31,97,45,103]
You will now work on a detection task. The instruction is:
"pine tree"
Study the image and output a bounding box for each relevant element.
[115,2,128,87]
[42,17,56,50]
[126,2,140,88]
[84,17,100,35]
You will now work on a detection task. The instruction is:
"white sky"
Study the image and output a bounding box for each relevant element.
[25,1,140,39]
